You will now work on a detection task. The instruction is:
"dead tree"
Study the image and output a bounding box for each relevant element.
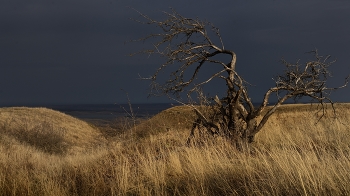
[132,9,348,148]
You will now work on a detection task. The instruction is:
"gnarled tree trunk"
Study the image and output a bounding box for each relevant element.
[133,9,348,149]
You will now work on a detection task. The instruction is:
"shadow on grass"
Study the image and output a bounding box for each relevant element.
[1,121,69,155]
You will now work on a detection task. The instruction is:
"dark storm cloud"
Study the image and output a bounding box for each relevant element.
[0,0,349,105]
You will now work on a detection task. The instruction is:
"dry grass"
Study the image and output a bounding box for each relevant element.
[0,103,349,195]
[0,107,106,154]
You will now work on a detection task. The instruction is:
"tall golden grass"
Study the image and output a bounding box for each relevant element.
[0,104,349,195]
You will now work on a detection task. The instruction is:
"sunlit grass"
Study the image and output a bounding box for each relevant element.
[0,104,349,195]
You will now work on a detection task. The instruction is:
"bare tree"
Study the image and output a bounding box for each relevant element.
[132,9,348,148]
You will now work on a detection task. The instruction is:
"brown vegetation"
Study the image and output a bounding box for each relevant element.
[0,104,349,195]
[0,107,106,154]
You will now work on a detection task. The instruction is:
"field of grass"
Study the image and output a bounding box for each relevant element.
[0,104,349,195]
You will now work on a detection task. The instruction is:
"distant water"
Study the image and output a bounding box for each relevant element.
[1,101,297,121]
[43,103,178,121]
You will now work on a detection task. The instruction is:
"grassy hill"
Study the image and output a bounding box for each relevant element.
[0,107,106,154]
[0,103,349,195]
[131,103,350,139]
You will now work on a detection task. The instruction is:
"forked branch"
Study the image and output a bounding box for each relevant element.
[132,9,349,148]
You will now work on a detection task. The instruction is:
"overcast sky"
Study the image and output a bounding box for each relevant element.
[0,0,349,105]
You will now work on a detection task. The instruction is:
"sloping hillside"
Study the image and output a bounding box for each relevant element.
[131,103,350,140]
[255,103,350,145]
[0,107,106,154]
